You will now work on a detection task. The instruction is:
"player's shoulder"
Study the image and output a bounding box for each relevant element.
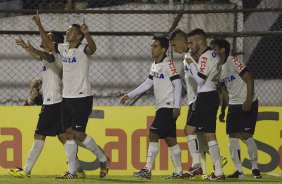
[200,47,217,61]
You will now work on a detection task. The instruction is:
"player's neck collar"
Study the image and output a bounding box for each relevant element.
[155,54,167,64]
[201,46,212,55]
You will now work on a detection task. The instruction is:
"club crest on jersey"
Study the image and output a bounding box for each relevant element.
[63,57,77,63]
[152,72,164,79]
[221,75,236,84]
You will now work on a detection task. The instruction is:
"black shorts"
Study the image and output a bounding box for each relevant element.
[186,103,194,125]
[226,100,258,135]
[35,102,64,136]
[62,96,93,132]
[187,91,219,133]
[150,108,176,139]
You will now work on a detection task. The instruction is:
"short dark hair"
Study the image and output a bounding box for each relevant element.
[72,24,85,42]
[210,38,230,57]
[188,28,206,38]
[153,36,169,53]
[168,28,187,40]
[49,31,64,43]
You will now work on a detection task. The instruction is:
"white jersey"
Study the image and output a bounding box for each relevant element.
[183,52,197,105]
[220,56,256,104]
[58,43,92,98]
[149,56,180,110]
[41,53,63,105]
[196,48,221,93]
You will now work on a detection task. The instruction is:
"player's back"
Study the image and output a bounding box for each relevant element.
[41,53,63,105]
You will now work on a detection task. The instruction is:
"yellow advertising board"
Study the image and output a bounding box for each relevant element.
[0,106,281,175]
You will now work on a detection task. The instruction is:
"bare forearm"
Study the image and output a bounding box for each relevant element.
[38,23,55,51]
[246,79,254,102]
[84,33,96,55]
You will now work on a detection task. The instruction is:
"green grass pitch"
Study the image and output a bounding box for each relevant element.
[1,174,282,184]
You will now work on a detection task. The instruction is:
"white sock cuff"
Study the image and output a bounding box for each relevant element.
[169,144,181,154]
[66,140,76,145]
[229,138,240,148]
[34,139,45,145]
[208,140,218,147]
[187,135,197,141]
[82,135,92,145]
[149,142,159,151]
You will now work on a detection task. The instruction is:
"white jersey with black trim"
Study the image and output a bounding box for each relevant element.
[58,43,92,98]
[196,48,221,93]
[220,56,257,104]
[41,53,63,105]
[183,52,197,105]
[149,56,180,110]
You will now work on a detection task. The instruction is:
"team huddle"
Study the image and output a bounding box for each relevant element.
[8,12,261,181]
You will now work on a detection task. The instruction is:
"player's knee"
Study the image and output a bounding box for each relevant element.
[34,133,46,140]
[64,128,74,139]
[204,133,216,142]
[240,133,253,141]
[149,132,159,142]
[229,132,241,138]
[73,130,86,142]
[165,138,177,147]
[185,125,196,135]
[57,133,66,144]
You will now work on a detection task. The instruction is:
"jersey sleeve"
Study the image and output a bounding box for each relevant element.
[148,63,154,80]
[78,44,88,54]
[197,53,214,80]
[230,57,248,76]
[166,58,180,81]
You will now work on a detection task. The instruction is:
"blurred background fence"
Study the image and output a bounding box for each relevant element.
[0,0,281,106]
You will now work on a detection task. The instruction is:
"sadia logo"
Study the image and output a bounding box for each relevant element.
[63,57,77,63]
[152,72,164,79]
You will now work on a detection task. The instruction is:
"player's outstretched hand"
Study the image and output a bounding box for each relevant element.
[32,10,41,26]
[15,36,28,49]
[242,100,252,112]
[120,95,129,105]
[173,108,180,120]
[219,111,225,123]
[81,18,89,35]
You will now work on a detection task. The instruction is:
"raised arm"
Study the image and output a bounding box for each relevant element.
[81,18,97,55]
[27,41,55,63]
[16,36,41,61]
[32,10,56,52]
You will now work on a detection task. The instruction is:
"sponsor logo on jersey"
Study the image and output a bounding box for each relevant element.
[168,60,177,75]
[232,57,244,71]
[199,56,208,73]
[152,72,164,79]
[63,57,77,63]
[221,75,236,84]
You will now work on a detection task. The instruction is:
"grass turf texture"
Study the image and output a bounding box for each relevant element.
[1,174,282,184]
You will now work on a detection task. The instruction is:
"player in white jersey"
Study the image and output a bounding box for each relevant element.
[169,29,227,180]
[120,36,183,179]
[9,32,85,178]
[184,29,224,180]
[32,12,109,179]
[210,38,261,179]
